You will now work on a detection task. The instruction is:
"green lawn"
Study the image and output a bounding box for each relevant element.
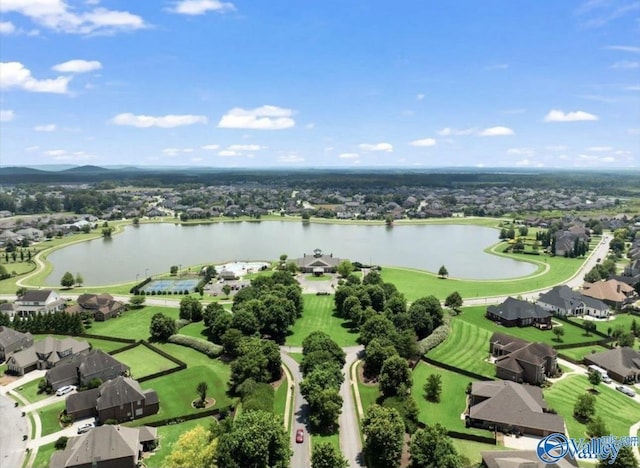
[312,432,341,455]
[458,306,594,346]
[145,419,208,468]
[288,352,303,364]
[112,345,178,379]
[0,260,36,277]
[411,361,488,437]
[178,322,209,339]
[305,274,332,281]
[33,334,131,353]
[87,306,179,340]
[428,319,495,377]
[14,378,49,404]
[573,313,637,336]
[544,375,640,439]
[452,439,509,466]
[558,345,610,362]
[37,401,66,436]
[286,294,359,347]
[273,379,289,428]
[31,441,57,468]
[133,364,232,426]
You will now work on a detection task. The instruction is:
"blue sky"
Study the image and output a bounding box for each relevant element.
[0,0,638,168]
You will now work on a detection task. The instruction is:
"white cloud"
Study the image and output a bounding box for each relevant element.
[0,109,15,122]
[0,1,146,34]
[218,150,240,157]
[111,113,207,128]
[338,153,359,159]
[278,154,304,163]
[162,147,194,156]
[0,62,71,93]
[34,124,56,132]
[544,109,599,122]
[169,0,235,15]
[416,93,425,101]
[484,64,509,70]
[0,21,16,34]
[44,149,66,156]
[217,105,295,130]
[43,149,95,161]
[479,126,515,136]
[605,45,640,53]
[358,142,393,152]
[227,144,264,151]
[507,147,534,157]
[515,159,532,166]
[587,146,613,152]
[610,60,639,69]
[409,138,436,147]
[52,59,102,73]
[437,127,476,136]
[201,144,220,150]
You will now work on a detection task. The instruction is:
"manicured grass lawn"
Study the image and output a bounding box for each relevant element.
[133,364,232,426]
[31,441,57,468]
[428,319,495,377]
[573,313,637,336]
[411,361,488,437]
[87,306,179,340]
[544,375,640,439]
[146,419,208,468]
[152,342,223,368]
[558,345,610,362]
[0,260,36,277]
[313,432,341,454]
[38,400,66,436]
[33,334,129,353]
[14,378,49,404]
[286,295,359,347]
[112,345,178,379]
[177,322,209,339]
[453,439,510,466]
[458,306,594,346]
[288,352,303,364]
[305,274,332,281]
[274,379,289,428]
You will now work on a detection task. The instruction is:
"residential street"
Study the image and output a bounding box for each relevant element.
[280,351,311,468]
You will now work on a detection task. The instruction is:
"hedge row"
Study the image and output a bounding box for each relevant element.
[167,334,223,358]
[417,314,451,355]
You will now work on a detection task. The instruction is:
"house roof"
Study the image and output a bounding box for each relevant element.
[481,450,578,468]
[295,252,341,269]
[65,388,100,415]
[537,285,608,312]
[17,290,57,303]
[487,297,551,321]
[0,326,31,349]
[585,347,640,378]
[96,376,146,410]
[46,350,128,387]
[469,381,565,434]
[581,280,634,303]
[8,347,38,368]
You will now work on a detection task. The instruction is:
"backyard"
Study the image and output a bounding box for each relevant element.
[87,306,179,340]
[558,345,611,362]
[145,419,207,468]
[112,345,179,379]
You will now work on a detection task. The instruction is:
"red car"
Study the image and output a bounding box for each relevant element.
[295,429,304,443]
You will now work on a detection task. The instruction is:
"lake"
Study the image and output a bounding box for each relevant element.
[44,222,537,286]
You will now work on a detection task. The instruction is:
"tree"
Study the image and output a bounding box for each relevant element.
[166,425,217,468]
[631,319,639,338]
[618,332,635,348]
[360,315,397,346]
[379,355,412,397]
[584,321,596,337]
[216,410,291,468]
[132,217,139,225]
[409,424,463,468]
[337,260,354,278]
[444,291,463,311]
[302,331,346,367]
[587,370,602,391]
[438,265,448,278]
[196,381,208,406]
[179,296,203,322]
[383,395,419,434]
[74,273,84,286]
[129,295,145,309]
[597,446,638,468]
[150,312,176,341]
[552,326,565,342]
[362,405,404,468]
[408,296,443,339]
[231,308,260,336]
[222,284,232,298]
[221,328,245,357]
[385,214,394,226]
[311,442,348,468]
[170,265,179,275]
[586,415,608,438]
[423,373,442,402]
[101,226,112,237]
[364,338,398,378]
[0,264,9,280]
[573,392,596,422]
[60,271,75,288]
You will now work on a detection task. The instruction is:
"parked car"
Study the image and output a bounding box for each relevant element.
[295,428,304,443]
[77,422,95,434]
[616,385,636,397]
[56,385,74,396]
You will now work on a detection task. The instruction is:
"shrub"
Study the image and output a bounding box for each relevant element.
[54,436,68,450]
[103,419,117,425]
[175,318,191,330]
[168,334,223,358]
[417,315,451,355]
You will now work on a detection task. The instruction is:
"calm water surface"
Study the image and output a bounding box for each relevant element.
[44,222,537,285]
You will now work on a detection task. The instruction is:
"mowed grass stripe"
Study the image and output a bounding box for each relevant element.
[113,345,178,379]
[428,319,495,377]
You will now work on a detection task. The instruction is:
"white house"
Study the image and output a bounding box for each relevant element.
[536,285,610,319]
[14,290,66,317]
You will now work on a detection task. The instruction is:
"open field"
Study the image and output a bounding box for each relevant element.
[32,441,57,468]
[33,334,129,353]
[38,400,66,436]
[145,419,208,468]
[558,345,611,362]
[286,294,359,347]
[458,306,595,346]
[14,377,49,404]
[544,375,640,439]
[87,306,179,340]
[113,345,178,379]
[0,259,36,277]
[428,319,495,377]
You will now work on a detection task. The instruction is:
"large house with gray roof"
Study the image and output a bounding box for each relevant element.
[490,333,557,385]
[294,249,342,275]
[14,289,65,317]
[584,347,640,384]
[537,285,610,318]
[65,294,125,322]
[466,380,565,437]
[0,326,33,361]
[49,424,157,468]
[486,297,552,329]
[6,336,90,376]
[65,376,159,423]
[45,349,129,391]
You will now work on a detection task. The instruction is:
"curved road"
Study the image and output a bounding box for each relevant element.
[280,351,311,468]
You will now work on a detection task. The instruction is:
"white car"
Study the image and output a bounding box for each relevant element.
[616,385,636,397]
[77,422,95,434]
[55,385,74,396]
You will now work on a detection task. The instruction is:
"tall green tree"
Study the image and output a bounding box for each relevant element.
[311,442,348,468]
[438,265,448,278]
[379,355,412,397]
[423,374,442,402]
[149,313,176,341]
[60,271,75,288]
[337,260,354,278]
[409,424,464,468]
[573,393,596,422]
[444,291,463,310]
[362,405,404,468]
[179,296,203,321]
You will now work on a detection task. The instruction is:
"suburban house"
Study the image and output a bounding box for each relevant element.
[65,294,125,321]
[0,327,34,361]
[49,424,157,468]
[584,347,640,383]
[466,380,565,437]
[7,337,90,376]
[536,285,610,318]
[481,450,579,468]
[490,333,558,385]
[14,290,66,317]
[581,279,636,308]
[65,376,159,422]
[554,229,589,257]
[45,349,129,391]
[294,249,342,275]
[486,297,552,329]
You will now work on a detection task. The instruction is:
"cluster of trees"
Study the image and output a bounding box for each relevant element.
[60,271,83,288]
[584,257,617,283]
[7,311,84,335]
[2,247,33,262]
[299,332,346,434]
[499,225,528,240]
[228,337,281,393]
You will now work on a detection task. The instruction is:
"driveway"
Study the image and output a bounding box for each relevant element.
[0,393,28,468]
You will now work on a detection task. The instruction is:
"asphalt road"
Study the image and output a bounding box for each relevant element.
[280,351,311,468]
[339,347,366,468]
[0,393,28,468]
